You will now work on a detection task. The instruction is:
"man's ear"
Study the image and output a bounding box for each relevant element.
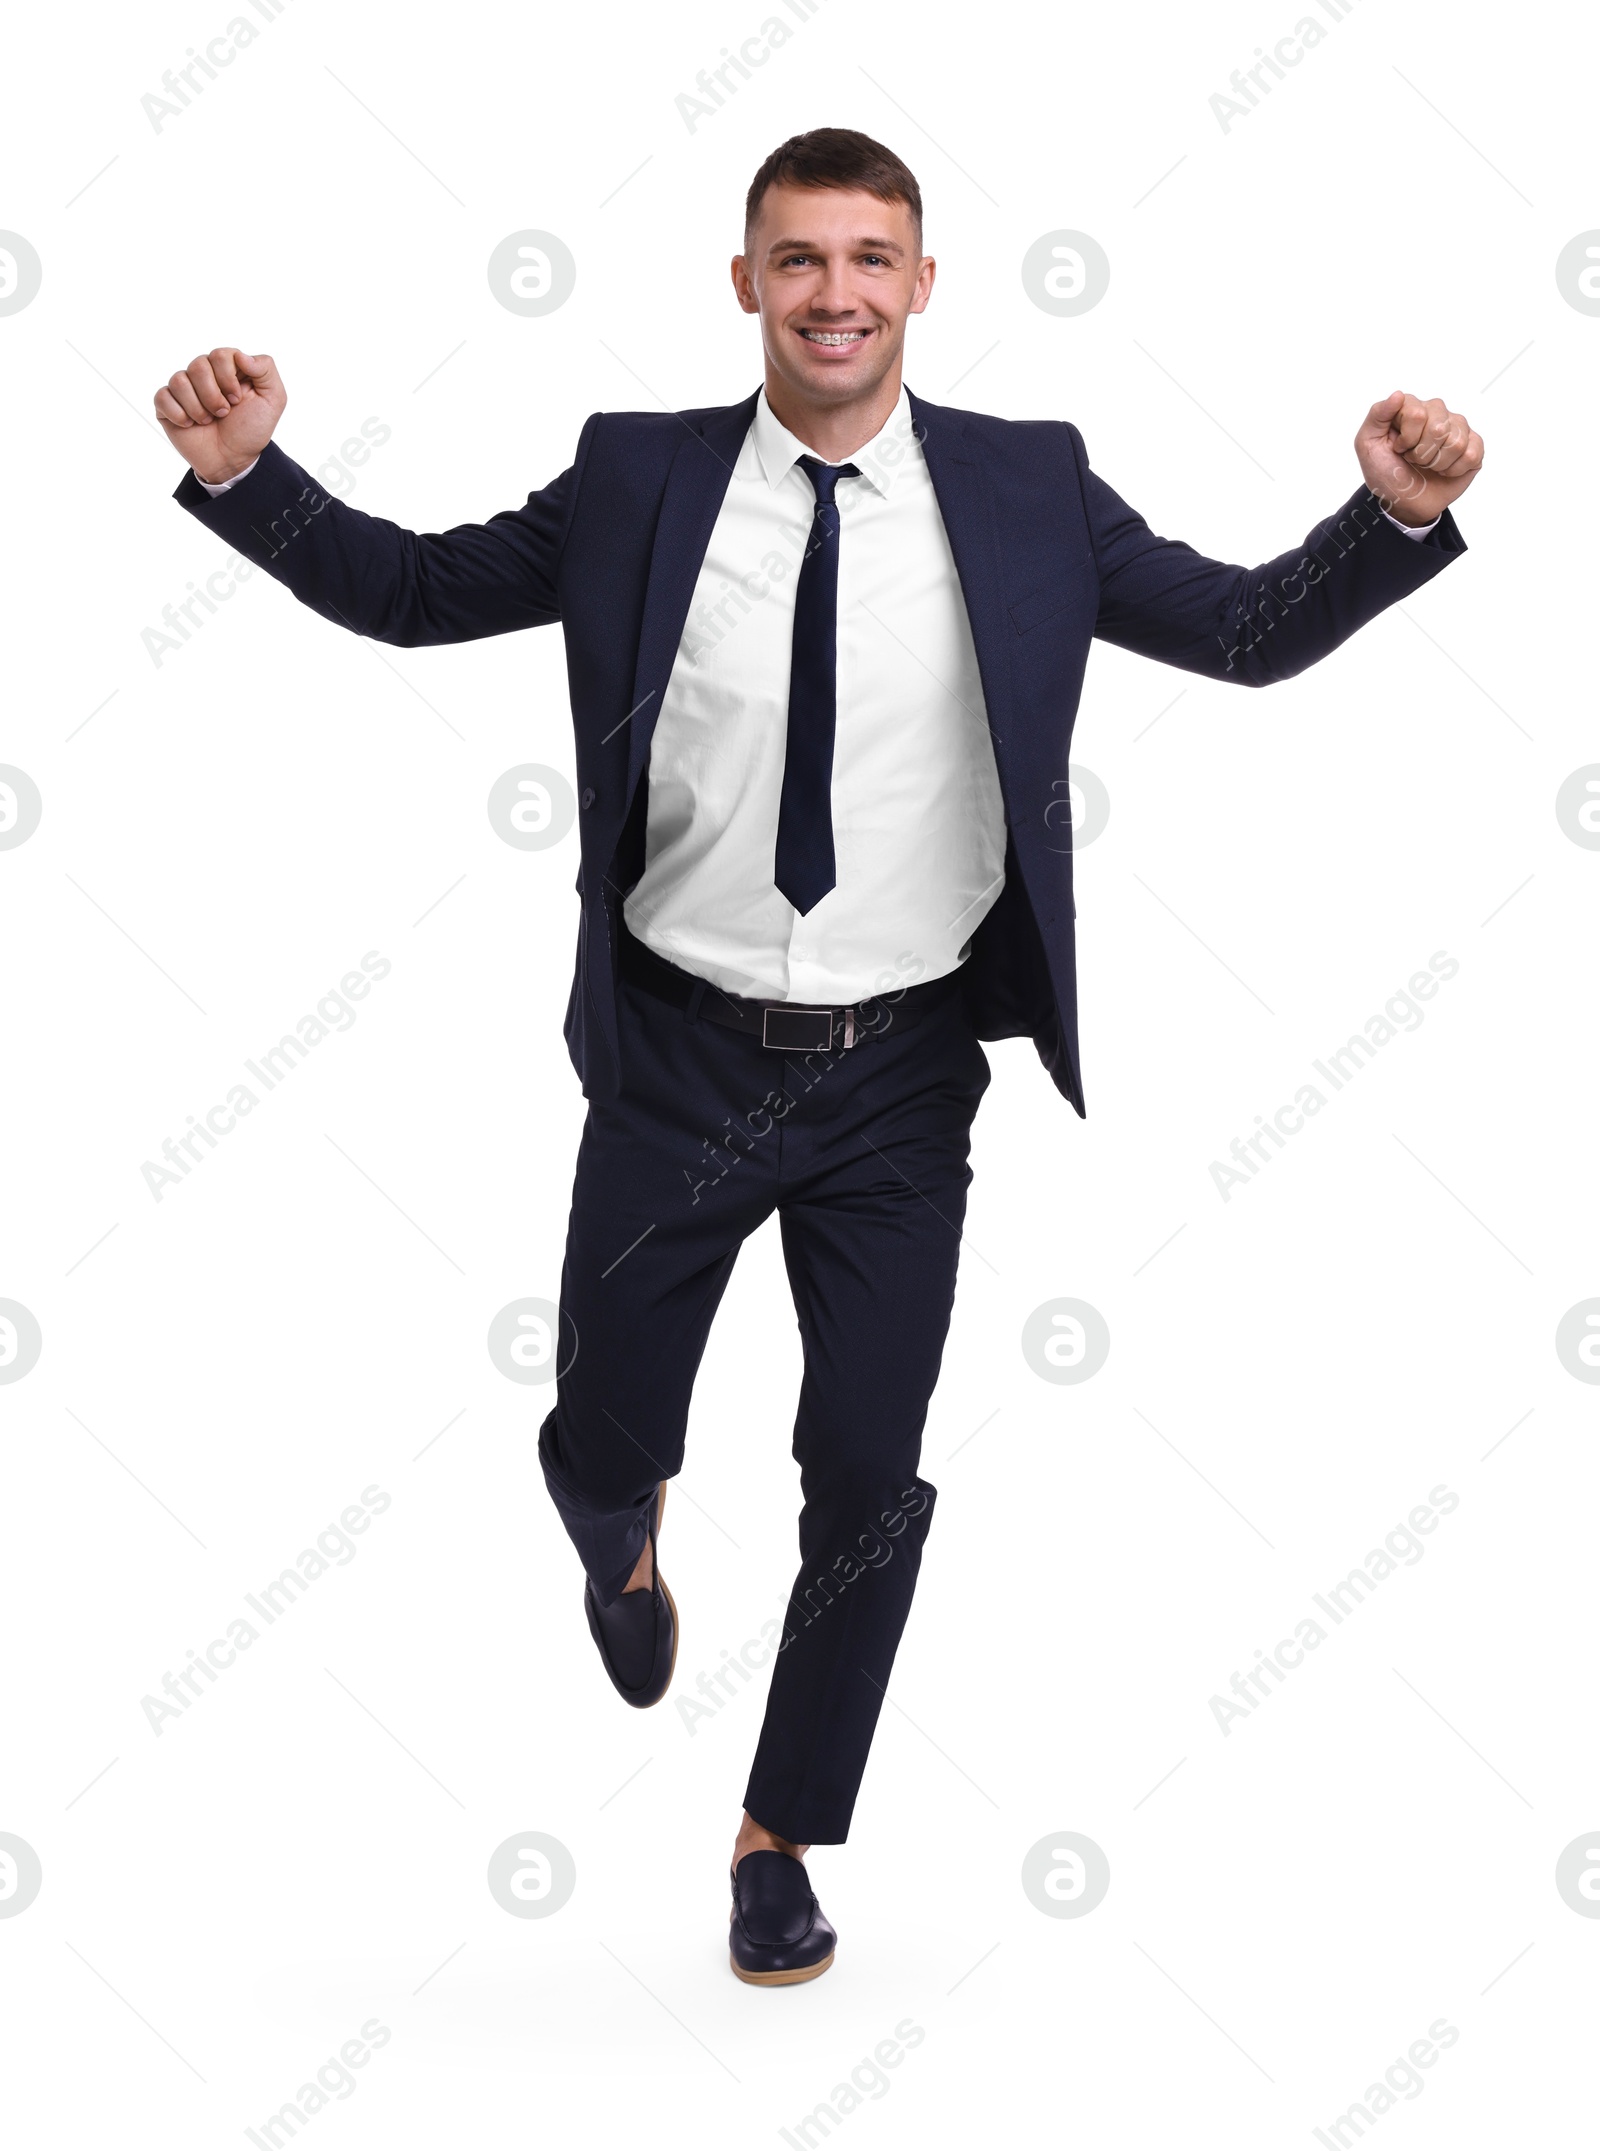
[730,254,761,315]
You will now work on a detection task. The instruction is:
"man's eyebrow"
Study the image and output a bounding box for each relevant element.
[765,235,907,257]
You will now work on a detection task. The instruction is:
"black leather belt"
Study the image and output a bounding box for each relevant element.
[618,923,959,1051]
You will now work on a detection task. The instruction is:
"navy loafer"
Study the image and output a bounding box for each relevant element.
[584,1483,677,1709]
[729,1850,837,1985]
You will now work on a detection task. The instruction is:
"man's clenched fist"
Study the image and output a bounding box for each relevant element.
[154,347,286,485]
[1355,391,1484,527]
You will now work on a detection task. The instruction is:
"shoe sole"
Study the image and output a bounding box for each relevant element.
[653,1479,679,1695]
[729,1948,836,1986]
[658,1572,680,1693]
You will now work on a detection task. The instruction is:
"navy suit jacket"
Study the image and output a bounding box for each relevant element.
[175,387,1465,1114]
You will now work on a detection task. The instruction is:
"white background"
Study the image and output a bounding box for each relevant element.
[3,0,1596,2142]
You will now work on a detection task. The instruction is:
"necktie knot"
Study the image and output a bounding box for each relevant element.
[798,455,859,510]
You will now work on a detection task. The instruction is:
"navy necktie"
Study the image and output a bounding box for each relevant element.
[775,454,859,916]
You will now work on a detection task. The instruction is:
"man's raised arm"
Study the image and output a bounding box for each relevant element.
[157,346,586,649]
[1071,390,1483,687]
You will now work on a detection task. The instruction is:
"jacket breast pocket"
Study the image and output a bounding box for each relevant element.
[1008,556,1096,635]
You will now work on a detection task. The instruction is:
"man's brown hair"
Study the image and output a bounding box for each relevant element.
[744,128,923,246]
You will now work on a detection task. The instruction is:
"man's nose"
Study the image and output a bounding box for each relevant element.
[811,272,860,315]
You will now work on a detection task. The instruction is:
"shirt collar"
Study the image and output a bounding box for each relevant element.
[749,383,916,500]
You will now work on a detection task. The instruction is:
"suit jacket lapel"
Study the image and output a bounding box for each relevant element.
[906,387,1013,765]
[625,391,759,805]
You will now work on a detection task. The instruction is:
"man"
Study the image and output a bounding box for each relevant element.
[157,128,1482,1987]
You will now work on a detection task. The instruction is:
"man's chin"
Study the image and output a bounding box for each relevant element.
[774,344,900,408]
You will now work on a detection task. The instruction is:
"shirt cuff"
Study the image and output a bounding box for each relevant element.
[1380,505,1439,541]
[196,455,261,496]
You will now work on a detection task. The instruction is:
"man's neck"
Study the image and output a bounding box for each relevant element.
[761,366,904,466]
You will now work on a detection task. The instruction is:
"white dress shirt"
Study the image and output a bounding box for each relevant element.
[199,405,1437,1004]
[620,386,1007,1002]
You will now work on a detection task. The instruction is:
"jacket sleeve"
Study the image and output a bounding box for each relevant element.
[1067,424,1466,687]
[170,417,599,648]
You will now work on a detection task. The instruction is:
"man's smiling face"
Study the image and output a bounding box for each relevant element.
[732,182,934,413]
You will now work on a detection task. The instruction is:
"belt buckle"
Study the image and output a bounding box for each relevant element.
[761,1005,836,1052]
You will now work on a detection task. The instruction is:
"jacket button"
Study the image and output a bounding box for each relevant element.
[580,787,596,809]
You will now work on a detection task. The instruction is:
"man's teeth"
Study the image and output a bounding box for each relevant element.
[802,330,866,344]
